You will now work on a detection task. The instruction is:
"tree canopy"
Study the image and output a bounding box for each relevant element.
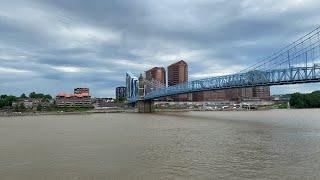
[29,92,52,100]
[290,91,320,108]
[0,95,18,108]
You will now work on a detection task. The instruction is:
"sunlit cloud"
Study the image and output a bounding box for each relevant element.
[51,66,88,73]
[0,67,33,74]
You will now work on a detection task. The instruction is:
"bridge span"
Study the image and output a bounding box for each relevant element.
[127,27,320,112]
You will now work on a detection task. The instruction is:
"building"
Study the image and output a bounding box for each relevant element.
[126,72,139,101]
[74,88,89,94]
[55,92,92,107]
[94,98,119,109]
[167,60,190,101]
[138,74,145,97]
[168,60,188,86]
[116,86,127,100]
[225,87,253,101]
[192,86,270,102]
[145,67,166,86]
[12,98,53,110]
[252,86,270,100]
[192,90,227,102]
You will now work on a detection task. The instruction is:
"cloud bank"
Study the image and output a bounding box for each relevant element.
[0,0,320,97]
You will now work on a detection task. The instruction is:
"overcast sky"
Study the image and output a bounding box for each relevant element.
[0,0,320,97]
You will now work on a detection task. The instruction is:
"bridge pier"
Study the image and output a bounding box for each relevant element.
[137,100,154,113]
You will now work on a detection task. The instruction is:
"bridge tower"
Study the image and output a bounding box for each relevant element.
[137,99,154,113]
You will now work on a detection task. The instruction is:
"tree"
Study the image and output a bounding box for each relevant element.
[37,104,43,111]
[20,93,27,99]
[29,92,36,98]
[290,93,305,108]
[0,95,8,99]
[44,94,52,100]
[0,95,18,108]
[116,97,126,103]
[29,92,52,101]
[290,91,320,109]
[19,103,26,111]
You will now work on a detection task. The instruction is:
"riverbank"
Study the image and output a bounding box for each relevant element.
[2,107,318,117]
[0,109,136,117]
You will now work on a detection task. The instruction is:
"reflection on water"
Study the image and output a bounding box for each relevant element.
[0,109,320,179]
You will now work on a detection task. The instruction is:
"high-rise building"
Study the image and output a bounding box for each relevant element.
[116,86,127,100]
[145,67,166,86]
[126,72,139,101]
[167,60,190,101]
[168,60,188,86]
[138,74,145,97]
[74,88,89,94]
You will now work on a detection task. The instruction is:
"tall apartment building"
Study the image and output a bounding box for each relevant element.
[168,60,188,86]
[115,86,127,100]
[145,67,166,86]
[167,60,190,101]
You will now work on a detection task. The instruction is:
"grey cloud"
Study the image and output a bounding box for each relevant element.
[0,0,320,97]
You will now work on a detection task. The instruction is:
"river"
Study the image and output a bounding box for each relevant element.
[0,109,320,179]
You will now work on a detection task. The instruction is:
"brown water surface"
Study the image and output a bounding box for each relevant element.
[0,109,320,179]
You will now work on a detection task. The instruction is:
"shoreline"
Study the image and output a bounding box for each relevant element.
[0,109,135,117]
[1,108,319,117]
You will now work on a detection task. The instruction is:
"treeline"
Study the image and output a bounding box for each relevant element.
[0,95,18,108]
[0,92,52,109]
[28,92,52,100]
[290,91,320,108]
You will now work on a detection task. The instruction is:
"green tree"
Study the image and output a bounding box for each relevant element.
[44,94,52,100]
[19,103,26,112]
[0,95,8,99]
[29,92,52,101]
[116,97,126,103]
[290,91,320,109]
[0,95,18,108]
[37,104,43,111]
[20,93,27,99]
[29,92,36,98]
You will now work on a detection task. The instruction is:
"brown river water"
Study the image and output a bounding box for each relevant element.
[0,109,320,179]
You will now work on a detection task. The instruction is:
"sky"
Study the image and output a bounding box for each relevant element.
[0,0,320,98]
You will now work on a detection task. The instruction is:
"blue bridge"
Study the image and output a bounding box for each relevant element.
[127,27,320,112]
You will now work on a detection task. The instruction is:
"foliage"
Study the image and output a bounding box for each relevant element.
[290,91,320,109]
[116,97,126,103]
[20,93,27,99]
[14,103,26,112]
[37,104,43,111]
[29,92,52,100]
[0,95,18,108]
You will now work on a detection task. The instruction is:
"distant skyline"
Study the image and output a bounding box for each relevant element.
[1,0,320,97]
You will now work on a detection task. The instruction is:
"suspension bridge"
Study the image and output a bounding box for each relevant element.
[126,27,320,112]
